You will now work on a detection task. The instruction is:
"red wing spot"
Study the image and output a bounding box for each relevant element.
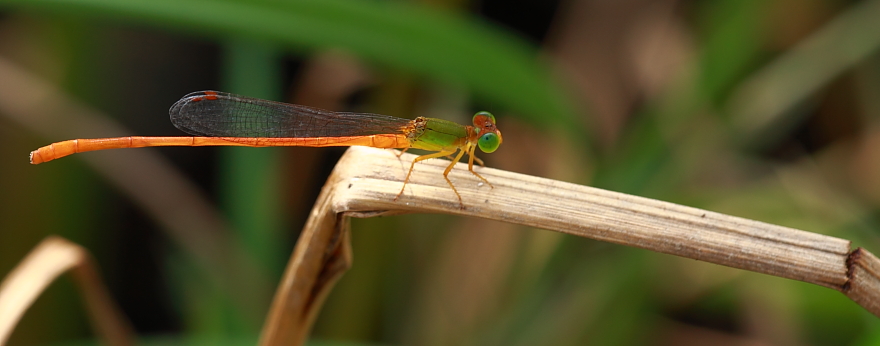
[192,97,204,102]
[204,91,219,100]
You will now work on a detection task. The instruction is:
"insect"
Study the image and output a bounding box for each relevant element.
[30,91,502,205]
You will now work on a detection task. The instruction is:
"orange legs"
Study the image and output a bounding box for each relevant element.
[395,149,458,204]
[394,145,492,208]
[465,144,492,188]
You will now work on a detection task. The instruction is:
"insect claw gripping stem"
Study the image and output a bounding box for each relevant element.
[395,149,465,208]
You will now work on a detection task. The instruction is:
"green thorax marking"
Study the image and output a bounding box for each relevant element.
[408,117,471,151]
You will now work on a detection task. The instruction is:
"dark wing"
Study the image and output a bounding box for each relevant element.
[169,91,413,138]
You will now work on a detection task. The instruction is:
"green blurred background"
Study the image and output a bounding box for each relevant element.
[2,0,880,345]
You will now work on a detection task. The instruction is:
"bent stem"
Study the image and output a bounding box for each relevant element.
[258,146,880,346]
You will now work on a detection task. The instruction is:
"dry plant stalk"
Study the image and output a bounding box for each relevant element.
[4,148,875,346]
[0,236,133,346]
[260,145,880,346]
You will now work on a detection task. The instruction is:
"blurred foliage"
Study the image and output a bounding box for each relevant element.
[0,0,575,129]
[1,0,880,345]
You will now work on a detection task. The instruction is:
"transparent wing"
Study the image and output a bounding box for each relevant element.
[169,91,413,138]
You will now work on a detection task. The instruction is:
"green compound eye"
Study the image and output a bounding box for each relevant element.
[473,111,496,126]
[478,132,500,153]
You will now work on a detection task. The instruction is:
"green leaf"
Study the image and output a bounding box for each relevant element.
[0,0,577,128]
